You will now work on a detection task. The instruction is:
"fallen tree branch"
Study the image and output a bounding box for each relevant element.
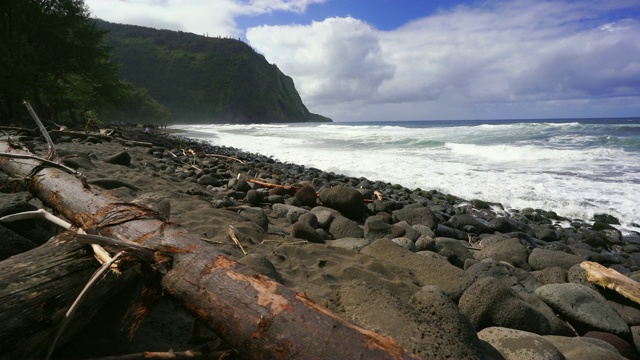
[0,140,420,359]
[246,178,300,191]
[23,100,57,161]
[580,261,640,304]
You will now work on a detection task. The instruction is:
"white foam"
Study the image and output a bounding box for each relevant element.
[181,123,640,226]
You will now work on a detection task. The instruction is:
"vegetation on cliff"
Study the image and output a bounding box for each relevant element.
[0,0,329,127]
[98,21,331,124]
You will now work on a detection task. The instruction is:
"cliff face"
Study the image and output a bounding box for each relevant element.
[98,21,331,124]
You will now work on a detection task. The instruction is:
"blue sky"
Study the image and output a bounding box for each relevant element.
[85,0,640,122]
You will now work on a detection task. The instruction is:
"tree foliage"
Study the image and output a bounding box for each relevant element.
[99,21,331,124]
[0,0,169,127]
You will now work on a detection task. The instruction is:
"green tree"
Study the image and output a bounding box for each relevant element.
[0,0,123,126]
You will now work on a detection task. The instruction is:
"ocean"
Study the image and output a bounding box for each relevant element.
[172,118,640,231]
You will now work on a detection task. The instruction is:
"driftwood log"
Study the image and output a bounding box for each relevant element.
[0,140,419,359]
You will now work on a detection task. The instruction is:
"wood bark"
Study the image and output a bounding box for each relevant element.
[0,238,137,359]
[0,140,420,360]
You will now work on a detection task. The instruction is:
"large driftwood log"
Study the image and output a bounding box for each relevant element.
[0,238,137,359]
[0,140,419,360]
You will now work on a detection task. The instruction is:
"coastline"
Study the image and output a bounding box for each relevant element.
[3,127,640,359]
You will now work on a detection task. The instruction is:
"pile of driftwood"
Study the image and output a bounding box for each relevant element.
[0,103,420,359]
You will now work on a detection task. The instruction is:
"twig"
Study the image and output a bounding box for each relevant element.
[23,100,58,161]
[75,233,155,263]
[0,152,77,174]
[205,153,246,165]
[0,209,112,264]
[199,237,225,245]
[228,225,246,255]
[246,178,299,191]
[45,251,125,360]
[260,239,308,245]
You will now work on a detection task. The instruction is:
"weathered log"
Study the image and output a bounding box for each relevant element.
[0,237,138,359]
[0,140,420,359]
[580,261,640,304]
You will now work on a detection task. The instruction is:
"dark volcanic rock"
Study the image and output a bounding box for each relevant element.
[474,237,532,271]
[295,184,317,207]
[319,185,365,220]
[392,206,438,230]
[528,248,584,270]
[328,215,364,239]
[104,151,131,166]
[459,277,551,334]
[535,283,629,336]
[291,222,325,243]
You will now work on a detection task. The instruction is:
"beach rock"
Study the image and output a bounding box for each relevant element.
[104,151,131,166]
[518,292,575,336]
[394,221,421,241]
[465,261,542,293]
[267,194,285,204]
[409,286,485,358]
[327,280,484,359]
[478,327,564,360]
[415,235,436,252]
[363,215,393,239]
[271,203,309,223]
[535,283,630,336]
[490,216,533,234]
[392,206,438,230]
[391,237,416,252]
[448,213,493,234]
[544,335,626,360]
[291,222,324,243]
[361,239,475,300]
[238,207,269,230]
[62,156,95,170]
[197,174,223,187]
[245,189,261,205]
[297,212,320,229]
[608,300,640,326]
[294,184,317,207]
[583,331,638,359]
[567,263,599,290]
[458,277,551,334]
[528,248,584,270]
[318,185,365,220]
[474,237,532,270]
[532,267,568,285]
[88,178,140,191]
[435,224,468,240]
[433,237,473,268]
[328,215,364,239]
[310,207,336,229]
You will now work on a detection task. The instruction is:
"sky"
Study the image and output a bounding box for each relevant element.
[84,0,640,122]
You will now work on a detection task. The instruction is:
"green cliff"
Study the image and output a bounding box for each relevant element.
[98,21,331,124]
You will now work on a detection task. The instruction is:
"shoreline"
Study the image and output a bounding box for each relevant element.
[3,126,640,359]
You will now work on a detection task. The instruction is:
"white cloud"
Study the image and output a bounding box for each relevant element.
[85,0,326,37]
[247,0,640,120]
[247,17,395,104]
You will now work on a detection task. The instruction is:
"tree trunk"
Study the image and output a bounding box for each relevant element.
[0,140,420,360]
[0,238,138,359]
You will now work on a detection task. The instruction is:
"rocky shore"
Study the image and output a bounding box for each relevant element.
[2,127,640,359]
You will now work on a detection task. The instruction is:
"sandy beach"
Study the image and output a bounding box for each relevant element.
[2,126,640,359]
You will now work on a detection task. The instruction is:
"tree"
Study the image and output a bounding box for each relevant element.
[0,0,124,126]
